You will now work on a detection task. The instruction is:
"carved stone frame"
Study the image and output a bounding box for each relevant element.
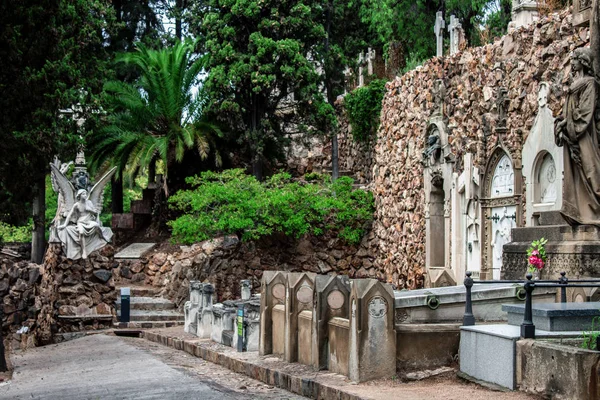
[479,146,523,280]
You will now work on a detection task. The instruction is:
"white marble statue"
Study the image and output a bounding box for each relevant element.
[50,163,117,259]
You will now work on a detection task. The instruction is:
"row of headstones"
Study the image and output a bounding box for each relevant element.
[259,271,396,383]
[184,280,261,351]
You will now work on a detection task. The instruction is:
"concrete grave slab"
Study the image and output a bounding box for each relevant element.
[114,243,156,259]
[503,302,600,331]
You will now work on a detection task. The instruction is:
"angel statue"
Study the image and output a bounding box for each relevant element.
[49,163,117,260]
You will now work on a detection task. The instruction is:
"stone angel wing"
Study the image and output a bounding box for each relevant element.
[89,166,117,215]
[50,162,76,217]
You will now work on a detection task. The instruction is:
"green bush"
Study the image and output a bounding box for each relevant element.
[168,169,374,245]
[0,221,31,243]
[344,79,388,143]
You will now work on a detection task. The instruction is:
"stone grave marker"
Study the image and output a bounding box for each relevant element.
[348,279,396,383]
[184,281,203,335]
[573,0,593,26]
[259,271,288,356]
[284,272,316,365]
[197,283,215,339]
[311,275,351,370]
[448,15,463,55]
[434,11,445,57]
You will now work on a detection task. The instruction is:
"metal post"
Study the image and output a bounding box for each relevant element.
[463,271,475,326]
[559,272,568,303]
[120,287,130,323]
[521,274,535,339]
[237,304,245,352]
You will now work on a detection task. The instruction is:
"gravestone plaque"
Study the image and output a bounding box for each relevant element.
[327,290,345,310]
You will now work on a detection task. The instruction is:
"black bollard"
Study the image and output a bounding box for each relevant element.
[520,274,535,339]
[463,271,475,326]
[559,272,568,303]
[120,287,130,323]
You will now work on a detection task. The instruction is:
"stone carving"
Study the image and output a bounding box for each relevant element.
[367,296,388,318]
[271,283,285,302]
[327,290,345,310]
[573,0,593,26]
[554,48,600,226]
[49,160,116,260]
[448,15,463,55]
[241,279,252,300]
[496,87,509,130]
[296,285,313,304]
[432,79,445,117]
[423,134,442,165]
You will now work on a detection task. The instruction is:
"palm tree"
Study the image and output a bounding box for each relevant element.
[89,40,221,198]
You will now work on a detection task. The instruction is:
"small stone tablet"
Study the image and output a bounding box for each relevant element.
[327,290,345,310]
[296,285,313,304]
[271,283,285,300]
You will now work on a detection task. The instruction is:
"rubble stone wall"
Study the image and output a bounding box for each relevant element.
[372,10,588,288]
[118,232,380,308]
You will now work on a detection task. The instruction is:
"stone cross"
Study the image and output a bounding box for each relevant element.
[448,15,462,55]
[367,47,376,76]
[358,52,365,87]
[368,297,387,318]
[343,66,352,94]
[434,11,445,57]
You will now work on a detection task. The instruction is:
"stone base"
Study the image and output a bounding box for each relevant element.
[503,302,600,331]
[503,224,600,280]
[396,324,460,371]
[460,324,585,390]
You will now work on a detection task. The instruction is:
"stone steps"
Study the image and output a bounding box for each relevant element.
[116,309,185,322]
[115,296,176,311]
[114,321,184,329]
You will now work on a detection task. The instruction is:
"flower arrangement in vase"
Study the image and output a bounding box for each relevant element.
[526,238,548,279]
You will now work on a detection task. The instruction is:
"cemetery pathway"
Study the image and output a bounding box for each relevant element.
[0,334,305,400]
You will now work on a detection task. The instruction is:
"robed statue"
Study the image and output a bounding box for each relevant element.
[554,47,600,225]
[49,162,117,259]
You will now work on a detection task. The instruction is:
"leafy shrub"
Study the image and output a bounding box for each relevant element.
[0,221,31,243]
[344,79,388,143]
[168,169,374,245]
[581,316,600,351]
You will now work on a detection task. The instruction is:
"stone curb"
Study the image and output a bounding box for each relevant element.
[142,331,365,400]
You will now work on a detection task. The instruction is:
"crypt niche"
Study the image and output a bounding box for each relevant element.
[451,153,481,281]
[522,82,563,226]
[423,118,456,288]
[480,148,522,280]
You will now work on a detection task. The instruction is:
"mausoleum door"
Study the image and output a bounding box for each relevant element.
[482,151,520,280]
[490,206,517,280]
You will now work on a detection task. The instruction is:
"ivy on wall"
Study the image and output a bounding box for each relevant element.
[343,79,388,143]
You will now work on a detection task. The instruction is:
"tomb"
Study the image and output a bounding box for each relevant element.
[197,283,215,339]
[503,302,600,331]
[511,0,540,28]
[284,272,316,364]
[184,281,203,335]
[259,271,287,356]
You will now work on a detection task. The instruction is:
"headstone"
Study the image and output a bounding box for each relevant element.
[184,281,203,335]
[511,0,539,28]
[348,279,396,383]
[211,302,236,345]
[357,52,365,87]
[284,272,316,364]
[259,271,288,356]
[448,15,463,55]
[434,11,445,57]
[522,82,562,226]
[311,275,351,370]
[197,283,215,339]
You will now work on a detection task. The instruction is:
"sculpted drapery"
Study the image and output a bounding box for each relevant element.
[554,47,600,225]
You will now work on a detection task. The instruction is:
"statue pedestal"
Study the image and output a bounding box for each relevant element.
[503,212,600,301]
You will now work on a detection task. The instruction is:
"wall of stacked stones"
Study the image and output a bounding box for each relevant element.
[115,231,380,308]
[372,10,589,289]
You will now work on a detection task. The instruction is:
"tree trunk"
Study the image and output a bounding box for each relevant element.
[31,173,46,264]
[252,156,263,181]
[175,0,184,40]
[331,129,339,181]
[111,176,123,214]
[148,158,156,186]
[324,0,339,181]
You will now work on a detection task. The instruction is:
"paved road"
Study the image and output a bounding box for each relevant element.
[0,334,302,400]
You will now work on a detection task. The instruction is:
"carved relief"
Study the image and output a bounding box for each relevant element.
[368,296,388,318]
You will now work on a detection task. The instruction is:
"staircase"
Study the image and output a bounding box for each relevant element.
[114,286,184,329]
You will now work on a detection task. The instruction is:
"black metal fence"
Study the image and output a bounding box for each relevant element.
[463,271,600,339]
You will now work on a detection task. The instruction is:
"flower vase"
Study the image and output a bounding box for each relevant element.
[533,269,541,280]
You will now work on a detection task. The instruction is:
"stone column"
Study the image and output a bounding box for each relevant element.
[241,279,251,301]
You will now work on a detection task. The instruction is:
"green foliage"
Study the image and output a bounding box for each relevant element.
[89,40,222,195]
[0,0,116,225]
[344,79,388,142]
[0,222,31,244]
[580,316,600,351]
[304,172,328,182]
[168,169,374,245]
[188,0,336,178]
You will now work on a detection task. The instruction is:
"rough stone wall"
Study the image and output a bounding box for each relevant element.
[122,232,379,308]
[0,253,40,351]
[373,10,589,288]
[35,244,116,344]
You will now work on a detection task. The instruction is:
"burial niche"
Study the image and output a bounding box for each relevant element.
[482,149,520,280]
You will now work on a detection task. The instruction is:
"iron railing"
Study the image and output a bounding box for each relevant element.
[463,271,600,339]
